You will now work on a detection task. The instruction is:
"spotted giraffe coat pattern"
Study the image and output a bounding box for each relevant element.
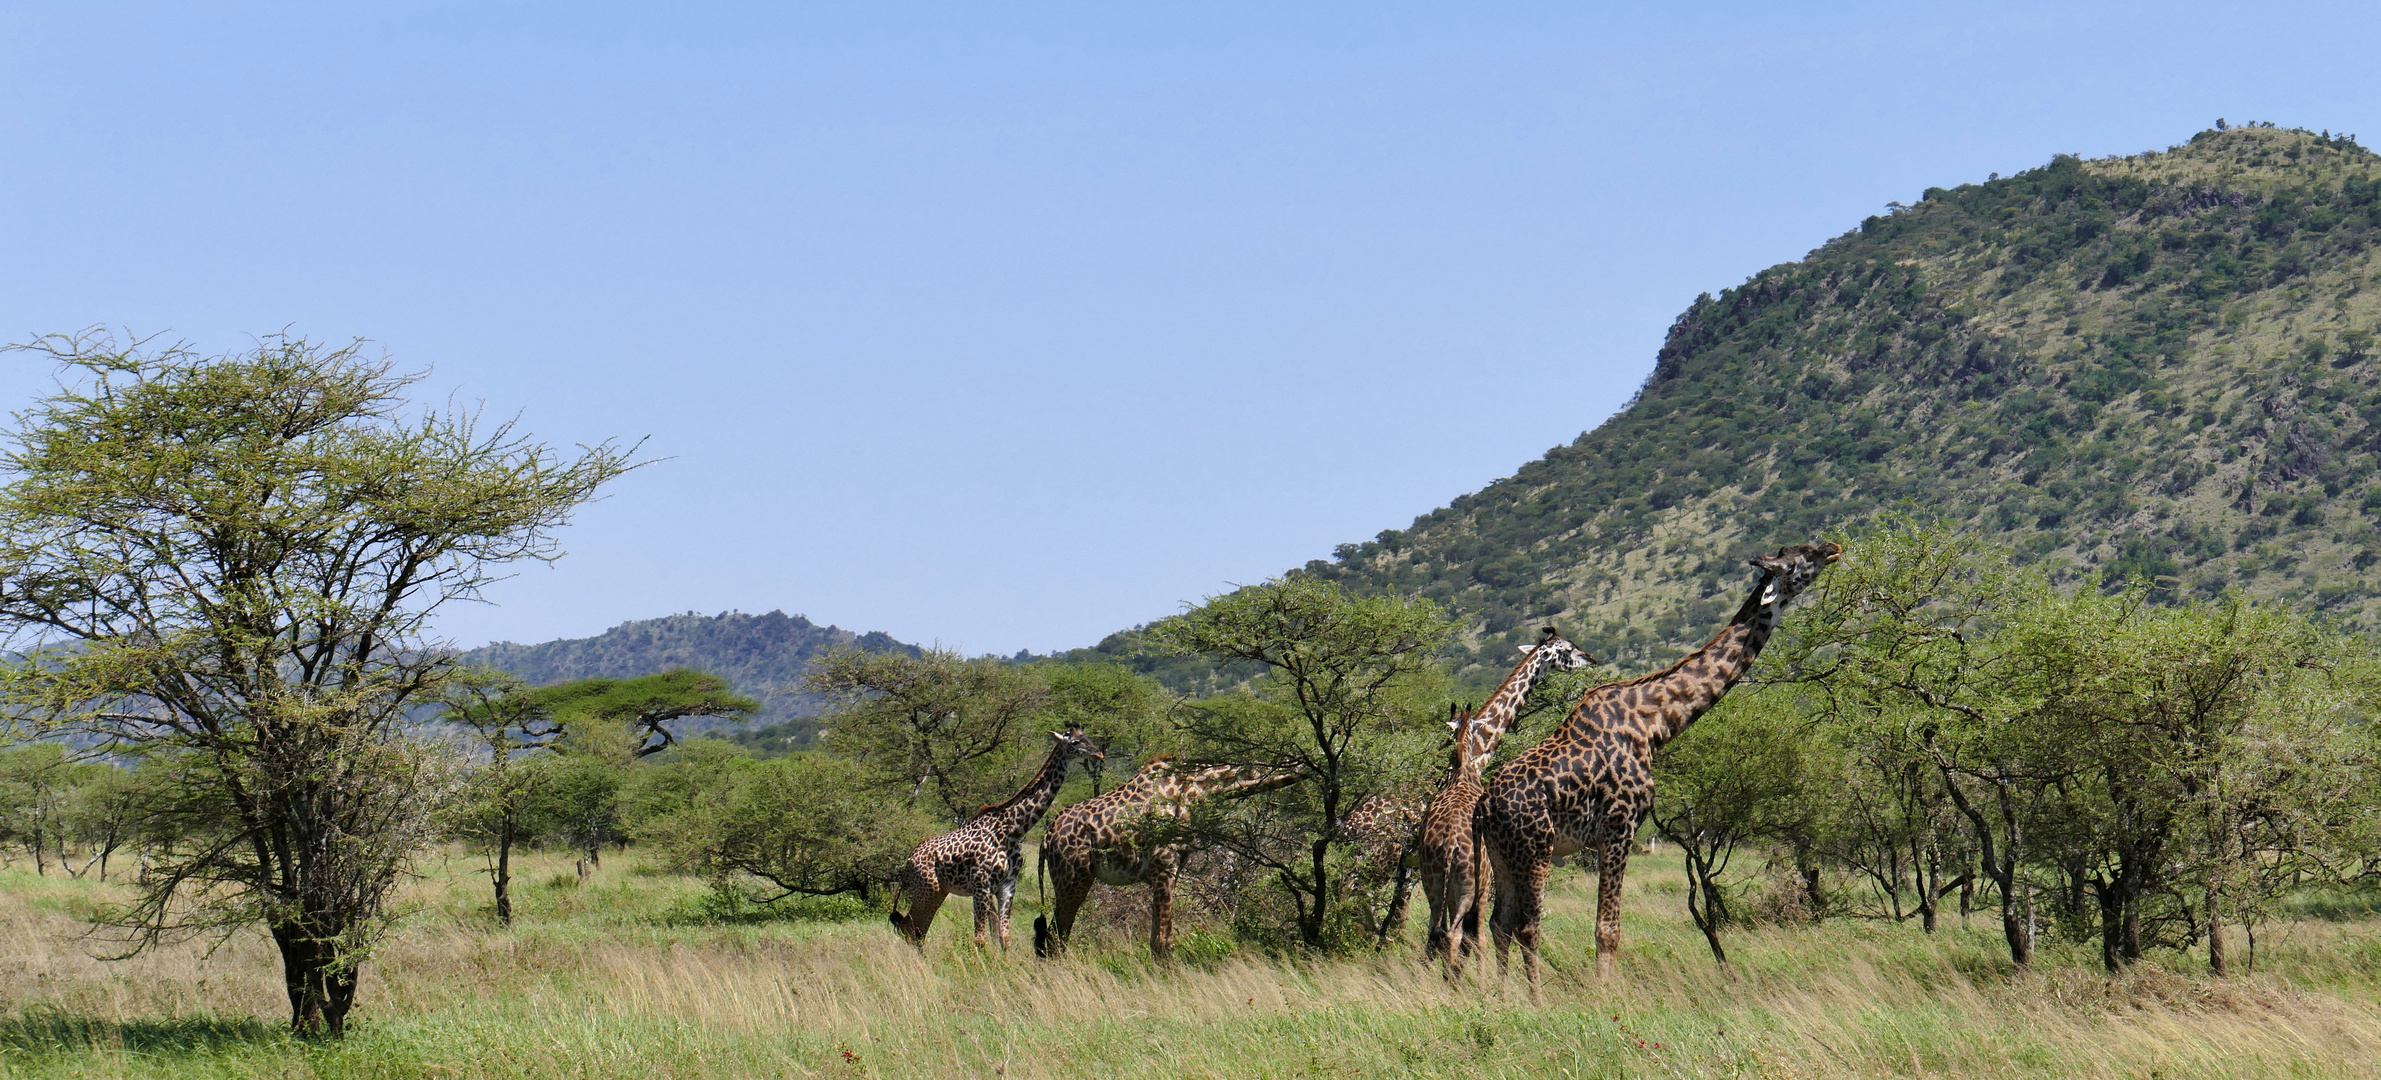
[1032,757,1304,959]
[1422,626,1595,969]
[1476,542,1840,987]
[889,727,1103,951]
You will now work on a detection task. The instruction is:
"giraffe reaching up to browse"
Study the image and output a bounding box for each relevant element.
[1422,626,1596,971]
[1476,542,1840,987]
[889,727,1104,951]
[1031,757,1305,960]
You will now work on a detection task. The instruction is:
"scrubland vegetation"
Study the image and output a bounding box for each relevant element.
[0,846,2375,1078]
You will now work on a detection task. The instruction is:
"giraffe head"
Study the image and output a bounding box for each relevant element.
[1746,541,1843,611]
[1522,626,1598,672]
[1051,725,1105,765]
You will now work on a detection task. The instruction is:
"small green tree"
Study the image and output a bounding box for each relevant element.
[0,744,84,875]
[1651,688,1817,969]
[0,332,632,1036]
[638,748,934,904]
[810,648,1053,824]
[60,760,151,881]
[442,670,548,923]
[1772,517,2059,966]
[446,668,757,909]
[1148,574,1452,950]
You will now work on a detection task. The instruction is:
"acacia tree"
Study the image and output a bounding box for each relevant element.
[637,749,936,905]
[1148,574,1451,950]
[1770,518,2061,966]
[1651,688,1817,969]
[810,647,1054,824]
[442,670,548,924]
[448,668,757,895]
[0,333,632,1037]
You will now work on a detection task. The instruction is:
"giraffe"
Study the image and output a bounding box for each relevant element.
[1031,757,1305,960]
[889,726,1103,951]
[1476,542,1840,986]
[1423,626,1596,970]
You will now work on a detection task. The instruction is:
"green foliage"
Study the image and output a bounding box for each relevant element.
[809,648,1058,824]
[1734,517,2381,972]
[1148,574,1452,950]
[523,669,759,759]
[0,332,633,1036]
[635,749,934,904]
[1651,688,1820,964]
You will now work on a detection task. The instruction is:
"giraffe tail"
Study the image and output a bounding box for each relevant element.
[1036,839,1047,910]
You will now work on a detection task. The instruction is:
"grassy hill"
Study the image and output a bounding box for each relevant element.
[459,610,919,741]
[1295,124,2381,675]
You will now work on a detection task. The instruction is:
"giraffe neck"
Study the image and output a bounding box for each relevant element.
[1194,766,1305,801]
[1563,579,1781,750]
[978,745,1079,841]
[1466,644,1566,761]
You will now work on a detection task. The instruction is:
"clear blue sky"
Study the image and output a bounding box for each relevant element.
[4,3,2376,655]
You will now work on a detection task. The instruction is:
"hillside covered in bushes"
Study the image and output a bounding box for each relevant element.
[1290,125,2381,675]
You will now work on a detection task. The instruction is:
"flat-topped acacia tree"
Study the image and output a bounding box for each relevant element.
[0,332,634,1037]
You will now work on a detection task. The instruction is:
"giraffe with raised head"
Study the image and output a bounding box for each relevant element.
[1423,626,1596,970]
[889,726,1104,951]
[1031,757,1305,960]
[1476,542,1840,986]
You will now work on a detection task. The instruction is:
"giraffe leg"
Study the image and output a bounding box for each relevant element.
[1447,838,1486,979]
[1421,861,1449,962]
[1596,841,1630,973]
[1048,861,1093,958]
[1484,845,1521,976]
[1438,843,1471,977]
[972,893,991,947]
[994,879,1016,952]
[1515,856,1553,997]
[1149,861,1178,962]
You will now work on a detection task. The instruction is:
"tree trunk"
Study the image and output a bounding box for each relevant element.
[1681,842,1731,972]
[1798,849,1827,914]
[1301,835,1329,948]
[271,922,361,1038]
[1942,771,2030,967]
[2207,879,2227,976]
[1912,835,1937,933]
[494,814,515,926]
[2092,877,2132,973]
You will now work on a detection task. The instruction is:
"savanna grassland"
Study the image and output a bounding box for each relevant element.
[0,848,2374,1079]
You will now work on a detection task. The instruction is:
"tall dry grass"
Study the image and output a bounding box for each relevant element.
[0,850,2372,1078]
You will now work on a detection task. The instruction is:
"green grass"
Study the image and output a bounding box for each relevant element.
[0,849,2372,1078]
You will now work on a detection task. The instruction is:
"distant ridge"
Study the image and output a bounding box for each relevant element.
[459,610,920,738]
